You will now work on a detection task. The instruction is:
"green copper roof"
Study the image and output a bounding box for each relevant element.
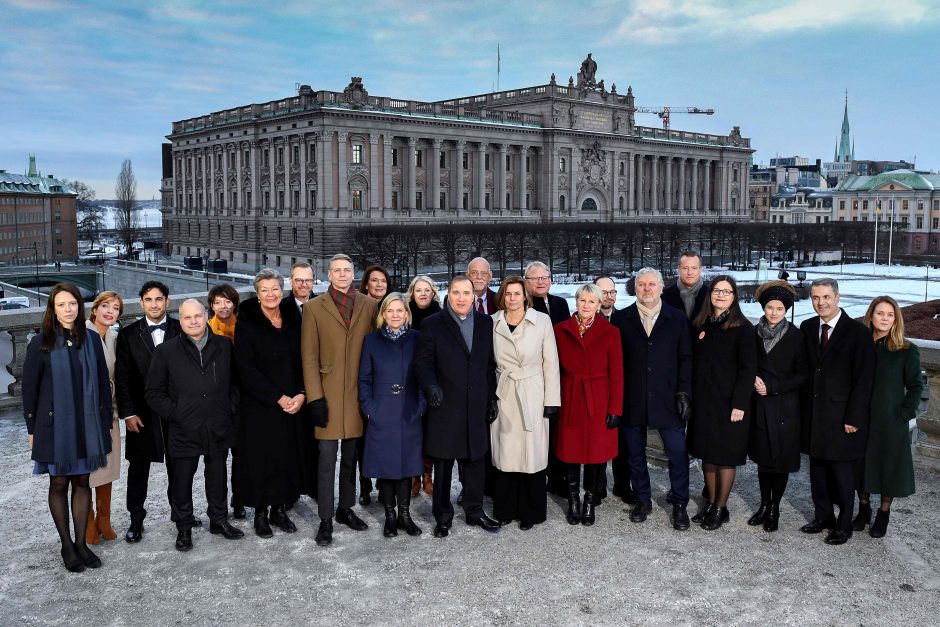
[0,171,76,195]
[836,169,939,192]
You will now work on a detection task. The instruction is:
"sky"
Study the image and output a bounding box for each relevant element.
[1,0,939,199]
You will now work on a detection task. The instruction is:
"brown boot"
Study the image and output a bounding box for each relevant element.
[411,476,420,498]
[95,483,118,541]
[422,461,433,496]
[85,505,101,545]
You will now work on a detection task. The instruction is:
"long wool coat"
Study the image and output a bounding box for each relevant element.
[553,316,623,465]
[490,308,561,474]
[301,289,377,441]
[863,339,924,497]
[358,329,426,479]
[88,321,121,488]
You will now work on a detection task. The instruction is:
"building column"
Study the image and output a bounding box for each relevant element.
[180,151,188,210]
[284,140,292,213]
[267,141,275,211]
[516,146,527,209]
[627,152,635,214]
[369,134,379,210]
[476,143,486,210]
[318,133,331,211]
[665,157,674,212]
[498,144,508,210]
[651,156,659,213]
[454,140,465,211]
[221,146,228,212]
[383,136,393,211]
[690,159,698,213]
[678,158,686,213]
[611,151,620,214]
[635,154,644,212]
[703,160,712,213]
[299,137,307,212]
[337,132,348,211]
[407,137,417,210]
[431,139,442,211]
[569,147,577,213]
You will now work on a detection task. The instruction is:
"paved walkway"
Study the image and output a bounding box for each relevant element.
[1,414,938,625]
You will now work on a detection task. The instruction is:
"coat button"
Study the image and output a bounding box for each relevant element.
[48,411,53,416]
[202,394,207,398]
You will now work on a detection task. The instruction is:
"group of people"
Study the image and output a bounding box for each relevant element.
[22,251,924,572]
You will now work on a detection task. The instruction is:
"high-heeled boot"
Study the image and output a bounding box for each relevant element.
[747,501,769,526]
[763,503,780,532]
[852,502,872,531]
[869,509,890,538]
[565,465,582,526]
[411,476,421,497]
[395,479,422,536]
[422,460,434,496]
[383,504,398,537]
[581,464,598,526]
[95,483,118,541]
[85,506,101,545]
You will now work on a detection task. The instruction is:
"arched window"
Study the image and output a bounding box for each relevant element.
[559,195,566,211]
[581,198,598,212]
[559,158,566,173]
[619,196,624,211]
[619,162,625,176]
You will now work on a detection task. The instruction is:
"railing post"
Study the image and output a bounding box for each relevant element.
[5,327,33,397]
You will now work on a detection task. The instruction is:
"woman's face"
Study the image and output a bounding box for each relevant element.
[576,293,600,319]
[763,300,786,326]
[54,291,79,330]
[94,298,121,328]
[257,278,283,311]
[710,280,735,314]
[504,283,526,313]
[212,296,235,321]
[383,299,409,331]
[412,280,434,308]
[871,301,896,337]
[366,271,388,300]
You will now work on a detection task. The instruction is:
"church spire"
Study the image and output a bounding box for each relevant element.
[836,91,852,163]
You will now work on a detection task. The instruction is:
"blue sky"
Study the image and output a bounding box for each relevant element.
[2,0,938,198]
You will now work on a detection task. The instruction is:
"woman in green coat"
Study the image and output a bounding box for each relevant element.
[854,296,924,538]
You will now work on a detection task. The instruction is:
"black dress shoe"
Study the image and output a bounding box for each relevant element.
[691,503,713,525]
[175,529,193,552]
[433,524,449,538]
[824,529,851,545]
[672,504,691,531]
[60,545,85,573]
[869,509,890,538]
[210,520,245,540]
[232,504,247,520]
[315,520,333,546]
[748,501,770,526]
[254,509,274,539]
[466,513,501,533]
[497,518,513,526]
[519,521,534,531]
[359,491,372,506]
[74,543,101,569]
[125,522,143,543]
[269,505,297,533]
[335,507,369,531]
[852,502,872,531]
[702,506,729,531]
[630,501,653,523]
[191,516,203,527]
[800,518,836,534]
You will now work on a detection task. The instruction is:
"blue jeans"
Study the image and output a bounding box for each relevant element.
[623,425,689,505]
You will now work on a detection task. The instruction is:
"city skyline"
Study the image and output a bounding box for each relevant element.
[1,0,938,198]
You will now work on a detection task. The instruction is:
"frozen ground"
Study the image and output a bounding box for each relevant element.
[1,413,939,625]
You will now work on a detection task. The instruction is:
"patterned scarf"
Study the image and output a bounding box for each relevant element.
[757,317,789,353]
[382,325,409,341]
[329,285,354,327]
[575,313,596,337]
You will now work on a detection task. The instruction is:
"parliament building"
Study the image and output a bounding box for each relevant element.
[162,56,753,275]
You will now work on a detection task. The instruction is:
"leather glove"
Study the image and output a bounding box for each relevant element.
[543,406,560,420]
[363,414,370,426]
[605,414,621,429]
[675,392,691,424]
[426,385,444,409]
[486,399,499,425]
[310,397,328,428]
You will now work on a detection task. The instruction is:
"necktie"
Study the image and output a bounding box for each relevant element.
[149,322,167,333]
[820,323,830,351]
[476,297,484,314]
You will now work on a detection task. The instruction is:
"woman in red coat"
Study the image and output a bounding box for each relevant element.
[554,283,623,526]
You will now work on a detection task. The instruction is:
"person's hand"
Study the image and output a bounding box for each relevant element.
[28,434,33,450]
[287,393,305,415]
[754,376,767,396]
[543,406,560,420]
[310,398,328,428]
[486,399,499,425]
[277,395,292,412]
[675,393,691,423]
[426,385,444,409]
[845,424,858,434]
[730,408,744,423]
[605,414,621,429]
[126,415,144,432]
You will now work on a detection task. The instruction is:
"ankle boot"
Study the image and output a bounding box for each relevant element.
[397,505,423,536]
[869,509,890,538]
[565,467,581,526]
[383,505,398,538]
[85,506,101,545]
[411,476,420,497]
[852,502,872,531]
[422,461,434,496]
[581,491,596,526]
[254,508,273,539]
[763,503,780,532]
[96,483,117,541]
[747,501,770,526]
[702,505,729,531]
[692,503,714,525]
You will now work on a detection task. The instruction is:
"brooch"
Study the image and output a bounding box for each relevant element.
[698,331,705,340]
[66,340,73,347]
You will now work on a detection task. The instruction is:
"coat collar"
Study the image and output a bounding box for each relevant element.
[315,289,371,328]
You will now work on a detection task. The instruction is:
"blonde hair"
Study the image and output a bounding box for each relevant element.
[375,292,410,329]
[89,291,124,324]
[862,295,909,351]
[406,275,439,304]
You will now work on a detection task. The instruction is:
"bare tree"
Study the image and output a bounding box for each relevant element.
[66,179,104,244]
[114,159,139,259]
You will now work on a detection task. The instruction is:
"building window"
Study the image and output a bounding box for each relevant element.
[230,225,234,241]
[918,200,925,211]
[440,192,446,209]
[352,144,363,165]
[416,191,423,210]
[278,190,284,211]
[292,145,299,164]
[439,151,446,169]
[352,190,362,210]
[277,147,284,165]
[263,226,268,242]
[934,200,940,211]
[559,157,566,173]
[277,227,282,243]
[244,225,249,241]
[619,162,625,176]
[462,152,469,169]
[933,218,939,229]
[862,200,868,211]
[309,189,317,210]
[485,154,491,171]
[391,191,399,210]
[839,200,846,211]
[243,253,248,263]
[485,193,491,210]
[463,193,469,210]
[525,156,530,173]
[392,148,399,167]
[902,199,909,211]
[263,149,269,167]
[525,193,530,209]
[244,150,249,166]
[917,216,924,229]
[506,192,511,209]
[506,155,511,172]
[416,149,423,168]
[619,196,624,211]
[581,198,598,212]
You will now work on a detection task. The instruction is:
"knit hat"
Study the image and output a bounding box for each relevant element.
[755,280,796,311]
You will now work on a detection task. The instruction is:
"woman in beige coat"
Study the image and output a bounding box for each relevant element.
[490,276,561,530]
[85,291,123,545]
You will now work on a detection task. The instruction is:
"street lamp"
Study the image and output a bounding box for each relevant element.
[203,252,210,291]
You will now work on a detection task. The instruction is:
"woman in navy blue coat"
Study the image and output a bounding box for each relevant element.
[359,293,426,538]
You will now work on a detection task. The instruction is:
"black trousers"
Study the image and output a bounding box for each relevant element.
[377,478,412,508]
[492,469,547,526]
[432,456,485,525]
[810,456,857,533]
[126,420,176,525]
[611,424,630,491]
[317,438,358,520]
[170,452,228,531]
[624,425,690,505]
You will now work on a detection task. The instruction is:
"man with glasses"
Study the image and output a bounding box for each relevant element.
[525,261,570,326]
[594,276,618,321]
[288,262,316,317]
[287,261,319,509]
[466,257,497,315]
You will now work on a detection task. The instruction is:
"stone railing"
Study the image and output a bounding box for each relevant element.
[912,339,940,467]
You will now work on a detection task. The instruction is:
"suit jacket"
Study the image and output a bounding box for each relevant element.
[662,280,709,322]
[799,310,876,461]
[611,303,691,429]
[115,316,181,463]
[415,310,497,461]
[532,292,571,326]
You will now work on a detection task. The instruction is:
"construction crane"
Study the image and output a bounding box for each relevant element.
[634,106,715,131]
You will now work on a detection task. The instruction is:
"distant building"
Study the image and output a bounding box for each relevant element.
[0,156,78,265]
[823,94,855,185]
[769,156,810,167]
[749,159,827,222]
[770,186,833,225]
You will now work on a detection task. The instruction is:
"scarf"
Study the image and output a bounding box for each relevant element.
[575,313,596,338]
[208,314,236,342]
[757,317,789,353]
[409,298,441,331]
[188,331,209,367]
[635,300,662,337]
[49,331,109,474]
[329,285,354,327]
[447,300,474,350]
[382,325,409,341]
[678,278,703,318]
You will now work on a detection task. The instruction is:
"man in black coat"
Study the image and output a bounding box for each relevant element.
[525,261,570,326]
[115,281,187,542]
[799,278,875,545]
[662,250,709,324]
[611,268,693,530]
[146,299,243,552]
[415,275,500,538]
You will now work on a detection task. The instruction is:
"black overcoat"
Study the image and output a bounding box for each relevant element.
[687,317,757,466]
[662,280,709,322]
[748,324,807,472]
[799,311,876,461]
[611,303,692,428]
[532,293,571,327]
[115,317,181,463]
[414,310,496,461]
[145,333,238,458]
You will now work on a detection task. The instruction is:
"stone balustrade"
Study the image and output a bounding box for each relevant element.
[912,339,940,468]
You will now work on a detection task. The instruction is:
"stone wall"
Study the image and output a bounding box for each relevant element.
[100,259,253,300]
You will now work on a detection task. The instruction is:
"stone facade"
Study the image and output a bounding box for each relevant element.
[163,59,753,275]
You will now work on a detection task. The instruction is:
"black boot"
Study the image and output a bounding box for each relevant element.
[870,509,890,538]
[692,503,714,525]
[383,505,398,538]
[254,508,273,539]
[747,501,770,526]
[763,503,780,532]
[702,505,729,531]
[852,502,872,531]
[581,464,598,526]
[269,505,297,533]
[395,479,422,536]
[565,465,581,526]
[581,491,596,526]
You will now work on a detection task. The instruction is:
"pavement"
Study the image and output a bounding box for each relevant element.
[1,413,939,626]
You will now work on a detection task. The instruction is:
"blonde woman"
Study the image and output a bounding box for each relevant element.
[405,275,441,496]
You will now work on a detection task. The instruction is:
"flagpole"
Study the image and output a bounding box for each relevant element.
[497,43,500,92]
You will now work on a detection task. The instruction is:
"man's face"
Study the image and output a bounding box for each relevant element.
[595,277,616,311]
[635,274,662,308]
[290,267,315,300]
[449,279,474,317]
[179,302,207,340]
[467,260,492,295]
[677,255,702,289]
[140,288,168,323]
[811,286,840,322]
[525,267,552,298]
[328,260,354,292]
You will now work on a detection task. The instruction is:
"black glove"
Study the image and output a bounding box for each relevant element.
[426,385,444,409]
[675,392,691,424]
[486,399,499,424]
[605,414,621,429]
[543,406,560,420]
[363,414,370,426]
[310,397,328,428]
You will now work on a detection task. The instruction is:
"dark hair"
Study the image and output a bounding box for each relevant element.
[496,276,532,311]
[693,274,745,330]
[359,265,391,295]
[139,280,169,299]
[208,284,240,316]
[40,283,86,352]
[593,275,614,285]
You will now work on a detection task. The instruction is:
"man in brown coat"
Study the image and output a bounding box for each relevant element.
[302,254,377,546]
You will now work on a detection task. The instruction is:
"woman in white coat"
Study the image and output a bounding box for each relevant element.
[490,276,561,530]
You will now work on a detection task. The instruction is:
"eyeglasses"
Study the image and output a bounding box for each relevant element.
[292,278,314,285]
[711,289,734,297]
[468,271,491,278]
[525,276,551,282]
[601,290,617,296]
